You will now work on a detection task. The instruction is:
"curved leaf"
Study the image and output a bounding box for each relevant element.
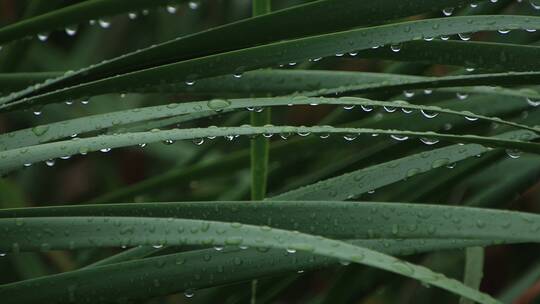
[1,126,538,174]
[0,238,494,304]
[4,15,540,110]
[1,96,536,151]
[0,216,502,303]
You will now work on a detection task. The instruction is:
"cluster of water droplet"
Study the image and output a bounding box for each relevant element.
[30,1,202,44]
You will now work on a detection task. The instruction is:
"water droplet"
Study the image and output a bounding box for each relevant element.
[79,147,89,155]
[407,168,421,178]
[442,7,454,16]
[286,248,297,254]
[527,97,540,107]
[458,33,471,41]
[390,44,401,52]
[432,158,450,169]
[192,138,204,145]
[339,260,351,266]
[403,91,415,98]
[166,5,178,13]
[128,12,138,19]
[45,159,56,167]
[456,92,469,100]
[383,106,396,113]
[152,244,164,249]
[188,1,200,9]
[420,109,438,119]
[184,289,195,298]
[80,98,90,105]
[531,0,540,9]
[65,26,78,36]
[423,89,433,95]
[100,148,112,153]
[360,105,373,112]
[420,137,439,145]
[390,134,409,141]
[37,33,49,42]
[98,19,111,29]
[207,99,231,111]
[462,111,478,121]
[343,134,357,141]
[280,132,292,140]
[32,125,49,136]
[343,105,355,110]
[497,28,511,34]
[506,149,522,159]
[163,139,175,145]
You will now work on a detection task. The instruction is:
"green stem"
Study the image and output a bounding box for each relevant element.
[251,2,271,303]
[250,109,271,200]
[250,0,271,201]
[252,0,271,16]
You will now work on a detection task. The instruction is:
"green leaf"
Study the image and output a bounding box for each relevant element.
[1,126,538,174]
[0,0,187,45]
[0,238,494,304]
[2,201,540,243]
[361,40,540,72]
[3,96,535,151]
[461,247,485,304]
[0,216,503,303]
[0,0,481,98]
[4,15,540,110]
[274,130,539,201]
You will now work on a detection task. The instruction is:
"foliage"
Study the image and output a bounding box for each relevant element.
[1,0,540,303]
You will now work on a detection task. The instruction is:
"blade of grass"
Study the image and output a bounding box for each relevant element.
[273,130,539,201]
[0,238,496,304]
[1,126,539,175]
[461,247,485,304]
[3,200,540,243]
[0,0,483,97]
[360,40,540,72]
[0,0,188,45]
[1,96,537,151]
[0,216,506,303]
[4,15,540,110]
